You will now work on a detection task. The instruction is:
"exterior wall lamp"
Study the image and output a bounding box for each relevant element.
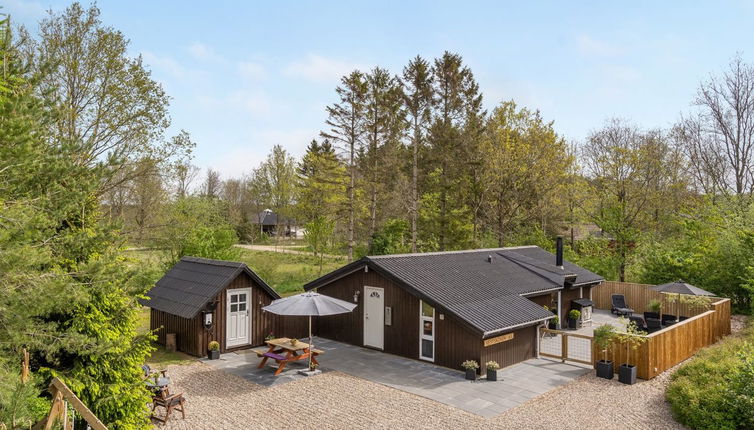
[202,300,217,330]
[354,290,360,303]
[202,310,214,329]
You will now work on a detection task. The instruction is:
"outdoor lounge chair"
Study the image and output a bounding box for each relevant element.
[611,294,634,316]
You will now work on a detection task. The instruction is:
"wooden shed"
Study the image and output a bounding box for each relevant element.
[142,256,307,357]
[304,246,603,371]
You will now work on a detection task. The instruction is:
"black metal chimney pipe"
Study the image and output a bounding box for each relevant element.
[556,236,564,268]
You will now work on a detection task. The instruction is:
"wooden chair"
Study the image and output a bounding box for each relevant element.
[151,386,186,425]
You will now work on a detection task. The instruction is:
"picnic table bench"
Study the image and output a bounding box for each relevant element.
[256,337,323,375]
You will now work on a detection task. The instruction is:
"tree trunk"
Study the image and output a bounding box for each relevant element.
[348,141,355,261]
[439,182,447,251]
[497,197,505,247]
[411,121,419,253]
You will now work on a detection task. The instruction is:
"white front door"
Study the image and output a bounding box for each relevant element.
[226,288,251,348]
[363,286,384,349]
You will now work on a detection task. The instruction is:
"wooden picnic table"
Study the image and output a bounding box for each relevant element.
[256,337,321,375]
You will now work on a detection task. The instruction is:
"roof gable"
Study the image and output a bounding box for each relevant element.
[141,256,280,319]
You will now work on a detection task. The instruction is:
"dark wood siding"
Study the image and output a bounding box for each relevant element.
[480,326,537,368]
[314,267,483,371]
[560,287,583,318]
[150,308,204,356]
[434,309,482,370]
[527,292,557,309]
[150,271,308,357]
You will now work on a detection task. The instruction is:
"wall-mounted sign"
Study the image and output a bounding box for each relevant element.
[483,332,514,347]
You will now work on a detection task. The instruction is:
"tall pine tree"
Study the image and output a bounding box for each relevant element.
[321,71,368,260]
[401,56,433,252]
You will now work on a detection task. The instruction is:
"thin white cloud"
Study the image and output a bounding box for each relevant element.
[141,50,192,79]
[237,61,266,80]
[283,53,364,84]
[188,42,226,64]
[196,89,274,117]
[205,128,315,178]
[577,34,623,57]
[603,65,641,82]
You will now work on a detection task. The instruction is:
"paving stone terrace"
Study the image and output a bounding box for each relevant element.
[201,337,590,418]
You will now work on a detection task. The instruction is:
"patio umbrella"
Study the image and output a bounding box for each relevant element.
[649,280,715,321]
[262,292,357,371]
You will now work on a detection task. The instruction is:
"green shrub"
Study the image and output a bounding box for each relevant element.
[667,323,754,429]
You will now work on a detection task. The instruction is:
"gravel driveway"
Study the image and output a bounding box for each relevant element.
[158,361,685,429]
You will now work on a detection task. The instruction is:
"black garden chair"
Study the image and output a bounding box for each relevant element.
[611,294,634,316]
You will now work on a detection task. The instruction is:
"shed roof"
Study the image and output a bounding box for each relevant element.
[304,246,603,337]
[141,256,280,319]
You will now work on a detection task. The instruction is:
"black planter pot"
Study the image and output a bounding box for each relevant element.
[568,318,578,329]
[208,350,220,360]
[548,321,559,330]
[644,311,660,320]
[595,360,614,379]
[487,369,500,381]
[465,369,477,381]
[618,364,637,385]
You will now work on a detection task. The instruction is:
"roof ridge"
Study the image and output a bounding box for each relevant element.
[180,256,245,268]
[367,245,537,259]
[498,250,575,276]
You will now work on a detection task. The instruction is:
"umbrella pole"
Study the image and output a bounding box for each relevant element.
[308,315,313,371]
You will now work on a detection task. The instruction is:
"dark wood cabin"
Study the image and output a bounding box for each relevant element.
[142,256,307,357]
[304,245,603,372]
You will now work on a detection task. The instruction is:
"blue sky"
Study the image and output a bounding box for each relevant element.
[6,0,754,178]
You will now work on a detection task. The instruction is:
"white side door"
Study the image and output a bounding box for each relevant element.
[363,286,384,349]
[419,300,435,361]
[226,288,251,348]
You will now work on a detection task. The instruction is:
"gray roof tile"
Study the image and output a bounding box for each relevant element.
[306,246,603,336]
[141,256,279,319]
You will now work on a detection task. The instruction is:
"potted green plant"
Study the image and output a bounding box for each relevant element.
[644,299,661,320]
[485,361,501,381]
[265,333,275,341]
[593,324,617,379]
[616,320,647,385]
[567,309,581,329]
[208,340,220,360]
[461,360,479,380]
[549,315,560,330]
[290,338,298,346]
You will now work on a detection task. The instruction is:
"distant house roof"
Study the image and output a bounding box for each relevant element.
[141,256,280,319]
[304,246,603,338]
[255,209,295,226]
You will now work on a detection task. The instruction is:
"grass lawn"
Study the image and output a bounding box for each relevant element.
[236,248,345,296]
[137,306,195,366]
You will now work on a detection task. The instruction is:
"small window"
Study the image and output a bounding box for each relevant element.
[421,301,434,318]
[423,320,433,336]
[239,293,246,303]
[239,303,246,312]
[231,304,238,312]
[231,295,238,303]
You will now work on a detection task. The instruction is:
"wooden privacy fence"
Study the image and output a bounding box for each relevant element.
[592,281,717,316]
[592,294,731,380]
